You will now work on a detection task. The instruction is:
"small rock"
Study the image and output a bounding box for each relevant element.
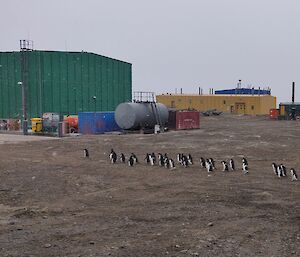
[42,216,48,219]
[175,244,180,248]
[9,221,15,225]
[207,222,214,227]
[179,249,188,253]
[44,243,52,248]
[89,241,95,245]
[17,228,23,231]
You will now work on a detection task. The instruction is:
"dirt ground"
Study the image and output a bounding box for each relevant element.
[0,114,299,257]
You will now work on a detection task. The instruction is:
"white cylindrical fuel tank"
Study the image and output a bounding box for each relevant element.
[115,102,169,130]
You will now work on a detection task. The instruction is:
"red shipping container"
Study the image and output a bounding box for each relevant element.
[175,111,200,130]
[269,108,279,120]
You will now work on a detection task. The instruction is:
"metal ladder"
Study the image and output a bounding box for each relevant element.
[132,91,164,133]
[150,93,163,132]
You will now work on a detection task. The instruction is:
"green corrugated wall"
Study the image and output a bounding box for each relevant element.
[0,50,132,119]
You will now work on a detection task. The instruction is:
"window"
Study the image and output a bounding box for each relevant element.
[251,105,254,110]
[223,100,226,105]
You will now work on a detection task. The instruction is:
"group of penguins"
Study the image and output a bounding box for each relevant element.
[83,148,298,181]
[272,163,298,181]
[105,149,249,173]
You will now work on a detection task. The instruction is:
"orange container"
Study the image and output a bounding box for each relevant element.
[269,108,279,119]
[64,116,78,133]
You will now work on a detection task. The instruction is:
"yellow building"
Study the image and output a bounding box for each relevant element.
[157,94,276,115]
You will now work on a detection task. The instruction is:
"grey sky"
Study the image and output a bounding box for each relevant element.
[1,0,300,104]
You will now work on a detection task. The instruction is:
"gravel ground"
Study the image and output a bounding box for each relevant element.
[0,114,299,257]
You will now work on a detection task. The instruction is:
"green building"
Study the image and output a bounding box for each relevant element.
[0,50,132,119]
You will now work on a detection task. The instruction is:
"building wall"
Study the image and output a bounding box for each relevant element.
[0,50,132,119]
[259,95,277,114]
[156,94,276,115]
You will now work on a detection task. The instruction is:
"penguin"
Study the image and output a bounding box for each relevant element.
[128,156,134,167]
[111,151,117,164]
[200,157,206,168]
[221,161,229,171]
[120,153,126,163]
[272,163,278,176]
[290,168,298,181]
[206,159,213,172]
[209,158,215,170]
[169,158,175,169]
[229,159,235,171]
[276,165,282,177]
[181,155,189,168]
[177,153,183,164]
[83,148,89,158]
[242,162,249,174]
[151,153,156,164]
[158,153,164,167]
[164,157,170,169]
[187,154,193,165]
[242,158,248,166]
[109,149,116,161]
[280,164,286,177]
[144,153,151,164]
[149,155,155,166]
[131,153,138,164]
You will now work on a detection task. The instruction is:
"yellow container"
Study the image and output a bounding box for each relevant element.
[31,118,43,132]
[280,105,285,116]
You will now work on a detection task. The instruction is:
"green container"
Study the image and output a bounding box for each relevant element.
[0,50,132,119]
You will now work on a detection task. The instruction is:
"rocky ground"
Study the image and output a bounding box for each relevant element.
[0,114,299,257]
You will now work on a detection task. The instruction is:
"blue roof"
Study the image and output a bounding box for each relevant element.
[215,88,271,95]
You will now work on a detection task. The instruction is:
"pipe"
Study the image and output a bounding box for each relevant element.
[292,82,295,103]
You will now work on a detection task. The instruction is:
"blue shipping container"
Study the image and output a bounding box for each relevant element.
[78,112,121,134]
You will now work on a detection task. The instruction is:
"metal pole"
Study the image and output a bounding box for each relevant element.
[18,81,28,135]
[20,40,29,135]
[292,82,295,103]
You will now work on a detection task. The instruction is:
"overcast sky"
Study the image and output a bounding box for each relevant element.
[1,0,300,104]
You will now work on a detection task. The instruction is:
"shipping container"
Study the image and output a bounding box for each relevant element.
[168,110,200,130]
[167,110,177,130]
[269,108,279,119]
[0,50,132,120]
[176,111,200,130]
[78,112,121,134]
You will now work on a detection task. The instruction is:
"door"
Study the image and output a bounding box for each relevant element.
[230,106,234,113]
[235,103,246,114]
